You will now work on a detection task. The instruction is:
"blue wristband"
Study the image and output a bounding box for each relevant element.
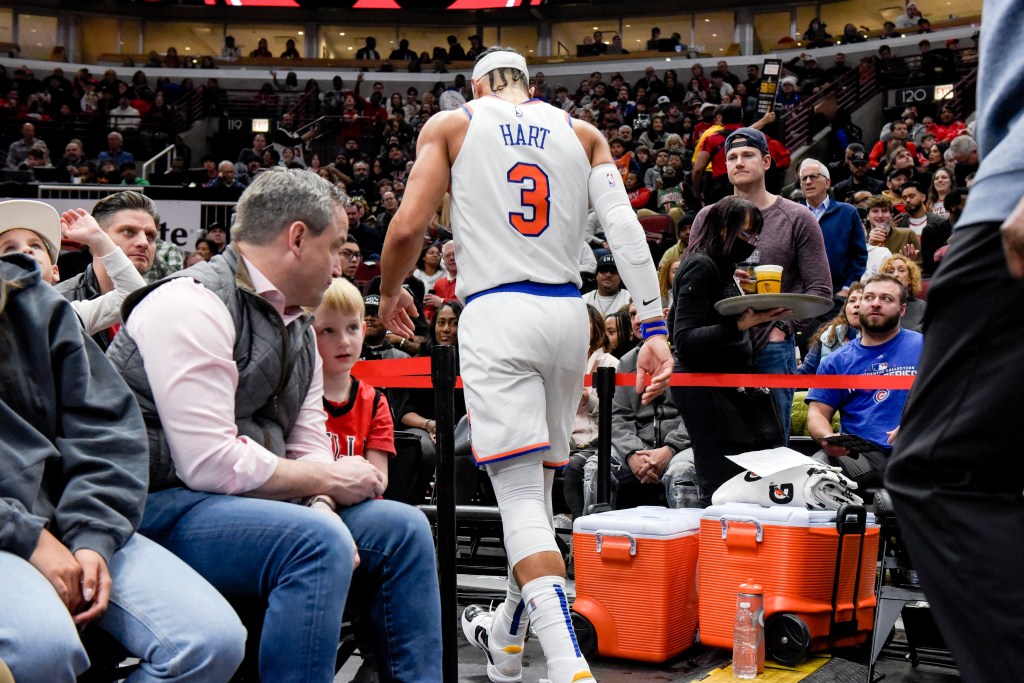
[640,321,668,340]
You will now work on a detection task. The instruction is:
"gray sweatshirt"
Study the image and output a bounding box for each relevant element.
[0,254,147,563]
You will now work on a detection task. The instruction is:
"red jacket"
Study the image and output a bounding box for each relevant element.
[627,187,652,210]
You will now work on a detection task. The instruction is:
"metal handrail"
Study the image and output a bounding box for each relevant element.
[780,47,979,151]
[288,89,321,126]
[782,63,876,151]
[142,144,176,181]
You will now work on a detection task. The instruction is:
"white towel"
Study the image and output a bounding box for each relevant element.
[711,463,863,510]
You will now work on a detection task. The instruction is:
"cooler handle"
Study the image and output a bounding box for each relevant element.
[720,516,764,544]
[595,530,636,560]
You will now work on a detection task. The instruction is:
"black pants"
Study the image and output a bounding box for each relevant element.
[672,385,746,507]
[886,222,1024,680]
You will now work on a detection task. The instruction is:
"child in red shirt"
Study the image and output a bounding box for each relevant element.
[313,278,394,491]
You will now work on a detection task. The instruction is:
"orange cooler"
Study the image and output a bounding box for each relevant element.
[698,503,879,664]
[571,507,702,662]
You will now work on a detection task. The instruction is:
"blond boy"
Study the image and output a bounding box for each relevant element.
[312,278,393,490]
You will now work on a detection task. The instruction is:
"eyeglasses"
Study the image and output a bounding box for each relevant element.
[340,249,362,262]
[738,228,760,245]
[800,173,824,183]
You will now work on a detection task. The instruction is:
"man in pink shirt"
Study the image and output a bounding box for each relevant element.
[106,169,442,683]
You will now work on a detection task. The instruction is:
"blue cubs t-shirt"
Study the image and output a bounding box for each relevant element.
[806,328,924,450]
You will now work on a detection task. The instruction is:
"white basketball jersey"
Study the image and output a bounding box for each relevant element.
[449,96,592,300]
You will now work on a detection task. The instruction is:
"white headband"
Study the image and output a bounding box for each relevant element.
[472,51,529,84]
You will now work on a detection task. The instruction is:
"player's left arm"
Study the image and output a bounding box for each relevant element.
[379,111,459,336]
[577,121,672,402]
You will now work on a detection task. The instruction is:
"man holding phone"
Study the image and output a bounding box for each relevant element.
[804,274,923,489]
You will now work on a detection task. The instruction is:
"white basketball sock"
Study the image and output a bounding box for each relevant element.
[520,576,594,683]
[490,571,529,650]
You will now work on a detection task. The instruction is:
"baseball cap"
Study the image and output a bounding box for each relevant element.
[363,294,380,312]
[780,76,798,87]
[699,102,716,114]
[725,127,770,155]
[657,95,671,105]
[206,222,227,234]
[596,253,617,272]
[850,151,869,165]
[0,199,61,261]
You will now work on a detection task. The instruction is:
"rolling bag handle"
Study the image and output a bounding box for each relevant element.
[829,503,868,637]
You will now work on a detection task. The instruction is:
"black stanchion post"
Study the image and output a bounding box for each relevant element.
[591,366,616,513]
[431,344,459,681]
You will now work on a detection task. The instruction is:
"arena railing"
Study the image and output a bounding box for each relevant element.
[781,46,979,152]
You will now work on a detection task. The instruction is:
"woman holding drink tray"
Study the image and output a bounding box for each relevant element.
[670,196,790,505]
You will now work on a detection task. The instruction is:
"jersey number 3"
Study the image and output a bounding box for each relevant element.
[507,162,550,237]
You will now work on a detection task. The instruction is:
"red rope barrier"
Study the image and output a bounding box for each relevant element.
[352,359,915,391]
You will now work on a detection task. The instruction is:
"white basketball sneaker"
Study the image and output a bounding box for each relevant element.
[461,604,525,683]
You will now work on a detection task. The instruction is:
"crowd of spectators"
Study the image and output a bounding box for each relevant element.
[0,0,978,553]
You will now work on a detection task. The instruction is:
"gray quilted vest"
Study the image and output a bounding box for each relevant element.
[107,246,317,491]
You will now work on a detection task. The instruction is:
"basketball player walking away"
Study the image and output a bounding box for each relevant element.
[379,47,672,683]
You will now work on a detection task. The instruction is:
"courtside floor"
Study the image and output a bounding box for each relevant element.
[334,574,962,683]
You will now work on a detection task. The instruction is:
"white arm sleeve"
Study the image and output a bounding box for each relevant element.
[588,163,664,321]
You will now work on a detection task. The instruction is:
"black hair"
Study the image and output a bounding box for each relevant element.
[424,299,464,353]
[475,46,528,93]
[719,104,743,125]
[901,180,928,195]
[684,195,763,264]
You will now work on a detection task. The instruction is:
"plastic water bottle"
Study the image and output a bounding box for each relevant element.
[733,601,758,679]
[582,455,598,513]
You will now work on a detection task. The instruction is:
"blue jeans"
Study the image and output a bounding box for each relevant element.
[0,534,245,683]
[139,489,442,683]
[755,337,796,444]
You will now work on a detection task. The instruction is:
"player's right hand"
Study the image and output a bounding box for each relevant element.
[1001,194,1024,279]
[379,288,417,339]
